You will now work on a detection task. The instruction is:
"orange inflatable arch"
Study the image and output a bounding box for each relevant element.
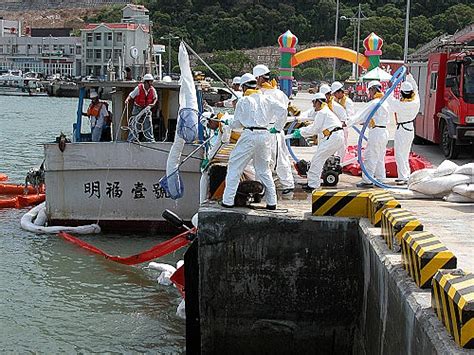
[291,46,370,69]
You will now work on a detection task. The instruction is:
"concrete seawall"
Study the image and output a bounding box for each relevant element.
[186,206,468,354]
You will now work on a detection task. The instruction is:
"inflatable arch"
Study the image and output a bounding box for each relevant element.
[278,30,384,97]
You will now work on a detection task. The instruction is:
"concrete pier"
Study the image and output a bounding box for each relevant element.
[186,203,470,354]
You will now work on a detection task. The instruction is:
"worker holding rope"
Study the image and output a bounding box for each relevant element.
[125,73,157,142]
[253,64,295,193]
[222,73,287,209]
[347,80,390,188]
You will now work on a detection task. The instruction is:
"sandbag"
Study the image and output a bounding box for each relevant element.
[454,163,474,176]
[432,160,458,177]
[444,192,474,203]
[34,206,47,226]
[409,174,470,195]
[408,168,435,187]
[176,298,186,319]
[453,184,474,199]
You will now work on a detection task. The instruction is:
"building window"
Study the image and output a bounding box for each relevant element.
[107,32,113,42]
[43,44,49,51]
[69,45,75,55]
[76,46,82,55]
[87,33,93,43]
[113,49,122,60]
[86,49,93,60]
[0,46,3,54]
[12,45,18,54]
[37,45,42,54]
[104,49,112,60]
[115,33,123,42]
[94,49,101,60]
[95,33,101,41]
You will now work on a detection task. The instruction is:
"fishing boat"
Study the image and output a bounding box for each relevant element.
[43,77,204,231]
[0,70,48,96]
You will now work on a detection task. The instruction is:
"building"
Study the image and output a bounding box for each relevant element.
[0,35,81,76]
[81,4,151,79]
[0,19,20,37]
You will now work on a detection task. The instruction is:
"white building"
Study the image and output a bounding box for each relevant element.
[0,19,20,37]
[81,4,151,79]
[0,35,82,76]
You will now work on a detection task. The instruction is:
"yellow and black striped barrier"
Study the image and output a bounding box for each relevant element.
[401,231,457,288]
[368,191,401,227]
[381,208,423,252]
[312,190,371,217]
[432,269,474,348]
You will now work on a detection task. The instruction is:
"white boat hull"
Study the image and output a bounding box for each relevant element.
[44,142,202,230]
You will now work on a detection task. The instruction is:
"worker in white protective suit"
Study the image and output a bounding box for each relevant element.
[331,81,355,154]
[347,80,390,188]
[386,73,420,184]
[216,76,242,108]
[222,73,287,209]
[290,93,344,191]
[253,64,295,193]
[199,112,232,203]
[319,84,348,158]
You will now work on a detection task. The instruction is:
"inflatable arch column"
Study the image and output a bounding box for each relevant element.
[278,30,298,98]
[363,32,383,70]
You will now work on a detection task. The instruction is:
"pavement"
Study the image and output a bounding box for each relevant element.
[282,92,474,272]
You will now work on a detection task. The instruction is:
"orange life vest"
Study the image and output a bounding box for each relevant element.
[134,83,156,107]
[87,102,104,117]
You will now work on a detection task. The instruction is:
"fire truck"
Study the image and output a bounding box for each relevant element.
[408,24,474,159]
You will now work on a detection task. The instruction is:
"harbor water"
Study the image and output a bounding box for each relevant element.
[0,96,185,353]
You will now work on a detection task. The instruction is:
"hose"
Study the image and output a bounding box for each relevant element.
[356,65,407,189]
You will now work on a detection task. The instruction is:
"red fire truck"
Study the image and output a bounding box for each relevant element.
[408,24,474,159]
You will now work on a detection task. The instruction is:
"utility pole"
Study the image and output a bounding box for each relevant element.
[160,33,179,76]
[356,3,361,81]
[403,0,411,63]
[332,0,340,82]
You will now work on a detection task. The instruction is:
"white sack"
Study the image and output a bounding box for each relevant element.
[409,174,471,195]
[453,184,474,199]
[176,298,186,319]
[408,168,435,187]
[444,192,474,203]
[432,160,458,177]
[454,163,474,176]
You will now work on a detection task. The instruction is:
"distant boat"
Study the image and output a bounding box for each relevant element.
[0,70,48,97]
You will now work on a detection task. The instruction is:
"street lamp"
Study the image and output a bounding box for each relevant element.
[49,35,58,77]
[160,33,179,76]
[403,0,411,63]
[340,5,370,81]
[332,0,340,82]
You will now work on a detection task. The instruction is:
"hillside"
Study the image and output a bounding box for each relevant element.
[133,0,474,59]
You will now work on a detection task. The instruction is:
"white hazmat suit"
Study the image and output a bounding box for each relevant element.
[222,91,287,206]
[347,94,390,184]
[299,105,345,189]
[336,94,356,156]
[386,74,420,181]
[261,85,295,190]
[328,97,348,158]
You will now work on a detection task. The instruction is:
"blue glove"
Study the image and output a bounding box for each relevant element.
[269,127,279,134]
[292,129,302,139]
[200,158,209,170]
[221,119,229,125]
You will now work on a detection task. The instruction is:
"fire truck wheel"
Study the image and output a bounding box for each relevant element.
[440,120,460,159]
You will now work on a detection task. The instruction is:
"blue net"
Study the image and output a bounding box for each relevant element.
[159,170,184,200]
[177,108,200,143]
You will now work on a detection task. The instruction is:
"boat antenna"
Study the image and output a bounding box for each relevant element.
[182,41,239,99]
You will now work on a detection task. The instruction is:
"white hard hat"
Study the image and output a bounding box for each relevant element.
[240,73,257,87]
[331,81,344,94]
[232,76,241,85]
[252,64,270,78]
[367,80,382,89]
[319,84,331,95]
[162,75,172,82]
[143,73,154,81]
[400,81,414,92]
[90,91,98,99]
[312,92,326,101]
